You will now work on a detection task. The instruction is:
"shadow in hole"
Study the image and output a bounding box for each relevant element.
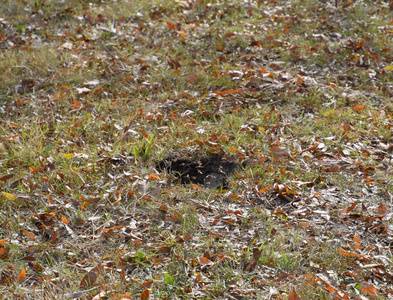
[157,154,239,189]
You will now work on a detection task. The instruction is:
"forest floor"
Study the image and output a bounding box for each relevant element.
[1,0,393,299]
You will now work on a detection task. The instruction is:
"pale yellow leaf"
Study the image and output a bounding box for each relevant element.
[2,192,17,201]
[323,109,335,117]
[62,153,74,159]
[385,65,393,71]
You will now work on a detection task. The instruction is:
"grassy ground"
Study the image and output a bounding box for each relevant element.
[1,0,393,299]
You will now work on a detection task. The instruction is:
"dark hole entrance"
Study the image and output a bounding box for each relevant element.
[157,154,239,189]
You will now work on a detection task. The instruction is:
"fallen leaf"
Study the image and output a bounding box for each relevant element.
[140,280,153,288]
[184,73,198,84]
[271,146,291,158]
[17,268,26,283]
[343,122,350,131]
[197,256,213,265]
[216,44,224,52]
[51,229,58,244]
[22,229,36,240]
[0,174,14,182]
[360,281,377,295]
[352,105,365,112]
[288,289,302,300]
[62,153,74,159]
[385,65,393,71]
[148,174,159,181]
[80,271,98,288]
[61,214,69,225]
[2,192,17,201]
[158,204,168,213]
[243,248,262,272]
[140,288,150,300]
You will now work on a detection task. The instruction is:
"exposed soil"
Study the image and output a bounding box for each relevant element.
[157,154,240,189]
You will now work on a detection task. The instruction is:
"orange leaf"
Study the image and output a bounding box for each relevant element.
[140,289,150,300]
[353,235,360,244]
[29,166,37,172]
[148,174,159,181]
[167,22,180,31]
[288,289,302,300]
[51,229,58,244]
[342,122,350,131]
[360,282,377,295]
[216,44,224,52]
[0,246,10,259]
[259,184,272,194]
[339,248,364,260]
[346,201,359,212]
[352,105,365,112]
[140,280,153,288]
[61,214,69,225]
[18,268,26,283]
[197,256,213,265]
[22,229,36,240]
[377,203,387,216]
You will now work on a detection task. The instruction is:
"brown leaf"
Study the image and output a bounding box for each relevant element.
[140,288,150,300]
[216,44,224,52]
[50,229,58,244]
[243,248,262,272]
[342,122,350,131]
[345,201,359,212]
[0,174,14,182]
[118,255,126,280]
[376,203,387,216]
[271,145,291,158]
[184,73,198,84]
[80,271,98,288]
[158,204,168,213]
[28,262,43,272]
[288,289,302,300]
[140,280,153,288]
[0,246,10,259]
[158,246,171,254]
[21,256,35,261]
[22,229,36,240]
